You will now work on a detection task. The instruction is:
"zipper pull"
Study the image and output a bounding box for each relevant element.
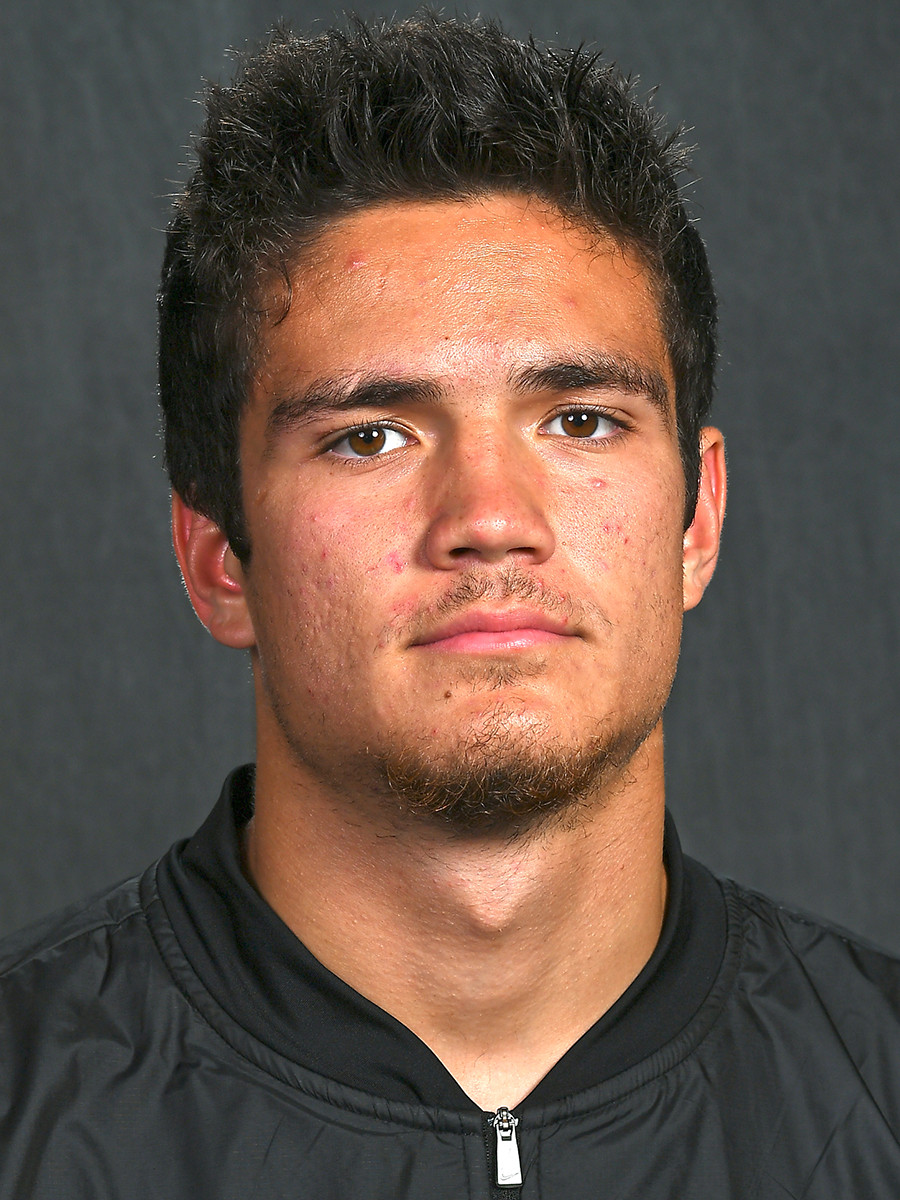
[489,1106,523,1187]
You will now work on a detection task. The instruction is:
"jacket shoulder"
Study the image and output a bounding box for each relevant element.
[0,871,149,981]
[728,878,900,1014]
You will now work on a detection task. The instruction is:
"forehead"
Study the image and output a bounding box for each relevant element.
[254,194,672,398]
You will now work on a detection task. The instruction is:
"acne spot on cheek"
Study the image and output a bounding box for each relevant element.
[388,596,419,625]
[385,551,405,574]
[597,520,630,547]
[590,478,607,489]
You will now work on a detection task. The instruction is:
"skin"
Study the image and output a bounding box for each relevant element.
[173,194,726,1110]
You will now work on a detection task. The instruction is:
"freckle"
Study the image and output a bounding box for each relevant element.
[444,691,452,699]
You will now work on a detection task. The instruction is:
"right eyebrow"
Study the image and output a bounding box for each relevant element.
[512,352,671,425]
[265,375,444,443]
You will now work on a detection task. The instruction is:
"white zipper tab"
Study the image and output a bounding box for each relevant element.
[490,1106,523,1187]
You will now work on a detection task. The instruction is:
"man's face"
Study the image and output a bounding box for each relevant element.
[231,195,705,829]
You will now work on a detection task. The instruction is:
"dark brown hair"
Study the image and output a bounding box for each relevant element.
[159,13,717,560]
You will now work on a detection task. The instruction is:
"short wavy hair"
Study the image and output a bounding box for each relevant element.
[159,13,717,561]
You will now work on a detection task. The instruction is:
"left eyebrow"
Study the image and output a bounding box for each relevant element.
[511,353,672,427]
[265,375,444,442]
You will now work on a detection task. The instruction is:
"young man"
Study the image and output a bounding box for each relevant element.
[1,15,898,1197]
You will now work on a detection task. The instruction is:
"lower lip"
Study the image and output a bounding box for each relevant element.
[417,629,570,652]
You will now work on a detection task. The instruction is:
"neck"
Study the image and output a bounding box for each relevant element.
[243,723,668,1110]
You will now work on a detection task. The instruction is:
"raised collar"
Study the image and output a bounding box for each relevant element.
[156,765,726,1111]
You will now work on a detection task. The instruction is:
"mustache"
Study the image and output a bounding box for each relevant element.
[399,564,599,645]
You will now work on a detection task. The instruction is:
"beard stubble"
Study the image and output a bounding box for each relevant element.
[376,697,661,840]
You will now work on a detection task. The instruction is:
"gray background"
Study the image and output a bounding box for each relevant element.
[2,1,898,946]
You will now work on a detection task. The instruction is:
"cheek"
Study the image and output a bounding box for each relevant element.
[250,497,416,646]
[554,472,685,605]
[555,476,671,554]
[381,550,407,575]
[269,494,408,575]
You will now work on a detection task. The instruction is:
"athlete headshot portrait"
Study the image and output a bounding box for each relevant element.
[1,9,899,1197]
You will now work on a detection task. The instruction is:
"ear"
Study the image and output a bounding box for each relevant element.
[683,427,727,612]
[171,492,257,649]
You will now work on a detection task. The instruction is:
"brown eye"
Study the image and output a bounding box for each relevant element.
[330,424,408,459]
[560,411,600,437]
[346,427,386,456]
[544,409,618,442]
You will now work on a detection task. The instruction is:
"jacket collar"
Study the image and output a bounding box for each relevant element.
[157,765,727,1111]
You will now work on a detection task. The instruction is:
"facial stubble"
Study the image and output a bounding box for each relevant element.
[375,684,662,840]
[371,567,667,838]
[261,561,676,839]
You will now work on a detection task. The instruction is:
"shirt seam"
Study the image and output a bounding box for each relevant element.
[0,892,146,982]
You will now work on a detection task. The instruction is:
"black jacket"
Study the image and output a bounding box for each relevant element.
[2,766,900,1198]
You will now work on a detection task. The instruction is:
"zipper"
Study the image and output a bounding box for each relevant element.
[484,1106,523,1195]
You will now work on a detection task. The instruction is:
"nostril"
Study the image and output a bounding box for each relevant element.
[446,543,538,562]
[425,488,556,569]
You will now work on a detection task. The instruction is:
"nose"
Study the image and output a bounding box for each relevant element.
[423,438,556,569]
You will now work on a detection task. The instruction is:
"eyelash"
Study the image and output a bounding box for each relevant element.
[323,422,414,460]
[322,405,629,460]
[541,405,629,443]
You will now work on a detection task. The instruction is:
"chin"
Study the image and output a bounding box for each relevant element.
[375,706,659,840]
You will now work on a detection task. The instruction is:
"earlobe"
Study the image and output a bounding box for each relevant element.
[683,427,727,612]
[171,493,257,649]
